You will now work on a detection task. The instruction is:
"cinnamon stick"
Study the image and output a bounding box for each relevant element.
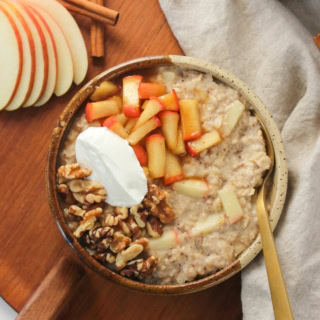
[90,0,105,57]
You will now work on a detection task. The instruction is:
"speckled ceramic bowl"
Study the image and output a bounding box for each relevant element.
[46,55,288,295]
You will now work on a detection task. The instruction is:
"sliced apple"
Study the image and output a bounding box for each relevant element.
[147,230,179,251]
[123,106,141,118]
[103,116,128,139]
[0,5,22,110]
[27,0,88,85]
[146,134,166,178]
[164,150,184,185]
[190,214,225,237]
[122,75,142,117]
[85,98,120,122]
[172,179,209,198]
[124,118,138,133]
[134,97,165,129]
[187,129,221,156]
[26,4,57,107]
[1,1,35,111]
[173,126,186,155]
[138,82,166,99]
[116,112,128,126]
[179,99,202,141]
[222,100,245,137]
[6,0,48,108]
[127,116,161,145]
[158,89,179,111]
[218,188,244,224]
[132,144,148,166]
[27,3,73,97]
[159,111,179,151]
[90,80,119,102]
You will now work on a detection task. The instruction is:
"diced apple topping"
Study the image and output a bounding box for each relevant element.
[122,75,142,108]
[128,116,161,145]
[138,82,166,99]
[123,106,141,118]
[190,214,225,237]
[172,179,209,198]
[158,89,179,111]
[103,115,128,139]
[159,111,179,151]
[147,230,179,251]
[187,129,221,156]
[164,150,184,185]
[85,98,120,122]
[146,134,166,178]
[134,97,165,129]
[124,118,138,133]
[222,100,245,137]
[132,144,148,166]
[218,188,244,224]
[116,112,128,126]
[173,126,186,155]
[179,99,202,141]
[90,80,119,101]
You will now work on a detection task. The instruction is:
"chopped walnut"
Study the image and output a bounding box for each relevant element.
[57,184,76,204]
[132,237,149,248]
[120,256,158,279]
[57,163,92,183]
[84,207,103,219]
[104,214,120,227]
[127,216,141,239]
[73,217,96,238]
[110,232,131,253]
[118,220,131,236]
[146,216,163,238]
[115,244,144,270]
[114,207,128,220]
[84,226,114,252]
[68,205,86,218]
[94,252,116,264]
[57,184,68,194]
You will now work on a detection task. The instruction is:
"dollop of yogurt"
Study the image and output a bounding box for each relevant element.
[75,127,147,207]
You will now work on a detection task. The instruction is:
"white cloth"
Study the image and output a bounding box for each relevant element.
[159,1,320,319]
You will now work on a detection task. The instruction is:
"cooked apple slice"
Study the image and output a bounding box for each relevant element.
[27,3,73,97]
[132,144,148,166]
[218,188,244,224]
[124,118,138,133]
[158,89,179,111]
[138,82,166,99]
[147,230,179,251]
[103,115,128,139]
[179,99,202,141]
[116,112,128,126]
[6,0,48,108]
[172,179,209,198]
[187,129,221,156]
[146,134,166,178]
[86,98,120,122]
[134,97,165,129]
[222,100,245,137]
[173,126,186,155]
[90,80,119,101]
[164,150,184,185]
[0,5,22,110]
[122,75,142,116]
[190,214,225,237]
[27,0,87,85]
[159,111,179,151]
[26,4,57,107]
[123,106,141,118]
[127,116,161,145]
[1,1,35,111]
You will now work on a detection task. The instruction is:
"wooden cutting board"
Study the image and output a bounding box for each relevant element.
[0,1,242,319]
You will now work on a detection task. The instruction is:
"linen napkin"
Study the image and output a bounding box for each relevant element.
[159,0,320,319]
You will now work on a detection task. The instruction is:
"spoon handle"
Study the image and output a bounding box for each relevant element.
[256,188,293,320]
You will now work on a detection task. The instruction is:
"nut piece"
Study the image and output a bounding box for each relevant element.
[104,214,120,227]
[57,184,75,204]
[120,256,158,279]
[57,163,92,183]
[69,180,107,204]
[57,184,68,194]
[68,205,86,218]
[132,237,149,248]
[146,216,163,238]
[118,220,131,236]
[127,216,142,239]
[110,232,131,253]
[114,207,128,220]
[115,244,144,270]
[84,207,103,219]
[73,217,96,238]
[94,252,116,264]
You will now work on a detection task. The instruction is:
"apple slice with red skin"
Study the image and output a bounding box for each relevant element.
[122,75,142,118]
[116,112,128,126]
[173,125,186,155]
[222,100,245,137]
[146,133,166,178]
[86,98,120,122]
[138,82,166,99]
[158,89,179,111]
[132,144,148,166]
[123,106,141,118]
[218,188,244,224]
[90,80,119,102]
[1,1,35,111]
[134,97,165,129]
[159,111,179,151]
[164,150,184,185]
[179,99,202,141]
[0,5,23,110]
[103,115,128,139]
[172,179,209,198]
[124,118,138,133]
[187,129,221,156]
[127,116,161,145]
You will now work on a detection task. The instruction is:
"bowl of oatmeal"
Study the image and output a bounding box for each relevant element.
[47,55,288,294]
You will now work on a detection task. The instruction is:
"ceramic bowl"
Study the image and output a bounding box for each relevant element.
[46,55,288,294]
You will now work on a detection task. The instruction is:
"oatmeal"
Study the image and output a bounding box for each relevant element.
[57,67,270,284]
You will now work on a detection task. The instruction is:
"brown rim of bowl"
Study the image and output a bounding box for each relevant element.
[46,55,288,295]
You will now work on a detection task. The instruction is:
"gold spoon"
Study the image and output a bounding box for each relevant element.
[255,112,293,320]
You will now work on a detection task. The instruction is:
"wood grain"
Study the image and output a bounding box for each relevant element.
[0,1,242,319]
